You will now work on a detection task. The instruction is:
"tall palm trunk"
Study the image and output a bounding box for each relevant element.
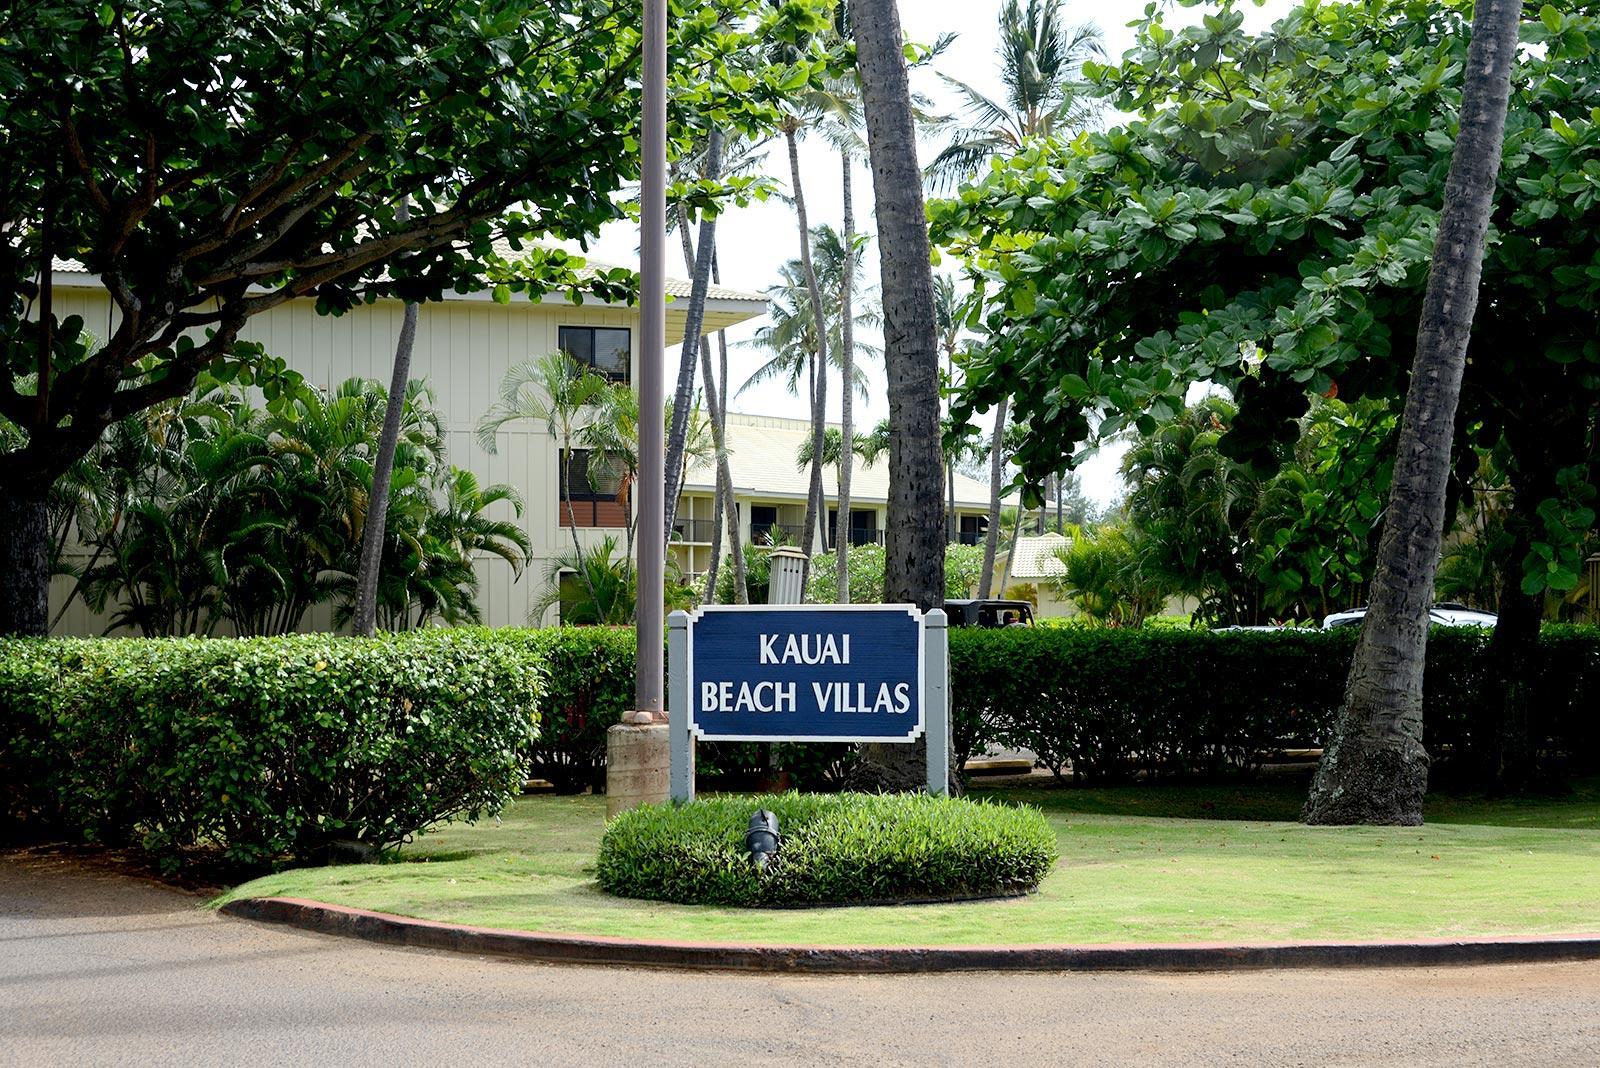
[836,151,856,603]
[352,202,419,637]
[1304,0,1520,826]
[663,129,723,551]
[785,120,830,594]
[979,395,1008,598]
[852,0,949,792]
[712,252,748,603]
[698,262,740,606]
[945,343,956,543]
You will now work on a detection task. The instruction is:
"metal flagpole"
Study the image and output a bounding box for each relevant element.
[607,0,670,814]
[632,0,667,722]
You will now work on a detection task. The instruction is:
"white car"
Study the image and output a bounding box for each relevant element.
[1322,603,1498,630]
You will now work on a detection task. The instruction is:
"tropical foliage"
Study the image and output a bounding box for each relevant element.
[804,543,987,604]
[740,224,880,400]
[925,0,1103,191]
[52,375,527,635]
[932,0,1599,605]
[478,352,710,624]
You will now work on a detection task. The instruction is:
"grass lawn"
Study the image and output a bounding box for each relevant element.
[217,777,1600,947]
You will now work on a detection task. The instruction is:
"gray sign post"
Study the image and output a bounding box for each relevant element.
[666,606,949,803]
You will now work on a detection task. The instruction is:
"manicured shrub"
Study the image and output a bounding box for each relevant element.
[597,792,1058,906]
[950,624,1600,783]
[0,630,541,868]
[512,626,636,793]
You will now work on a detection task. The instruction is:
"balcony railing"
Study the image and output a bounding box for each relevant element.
[833,528,884,548]
[671,518,717,543]
[751,521,808,546]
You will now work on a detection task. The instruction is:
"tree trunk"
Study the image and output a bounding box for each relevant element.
[852,0,951,793]
[697,265,737,608]
[998,501,1024,597]
[979,395,1009,598]
[1475,425,1572,792]
[0,489,50,636]
[836,150,856,604]
[352,213,419,638]
[946,344,957,544]
[663,129,723,551]
[785,121,831,596]
[1304,0,1520,826]
[1479,567,1543,792]
[713,252,748,604]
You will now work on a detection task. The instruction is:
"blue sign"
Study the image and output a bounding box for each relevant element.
[688,605,924,742]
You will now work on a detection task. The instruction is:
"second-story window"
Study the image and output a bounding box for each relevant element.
[559,326,631,383]
[560,448,626,528]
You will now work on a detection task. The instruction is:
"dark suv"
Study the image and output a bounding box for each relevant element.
[944,599,1035,628]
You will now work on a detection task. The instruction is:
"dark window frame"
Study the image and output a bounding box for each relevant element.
[559,325,632,383]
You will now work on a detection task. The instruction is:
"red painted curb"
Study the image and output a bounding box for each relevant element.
[219,897,1600,974]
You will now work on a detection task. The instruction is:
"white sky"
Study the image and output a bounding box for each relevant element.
[578,0,1292,505]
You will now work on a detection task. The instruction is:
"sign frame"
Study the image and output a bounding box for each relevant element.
[667,604,949,802]
[685,602,926,743]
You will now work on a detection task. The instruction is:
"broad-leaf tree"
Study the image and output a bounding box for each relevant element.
[0,0,825,634]
[932,0,1600,798]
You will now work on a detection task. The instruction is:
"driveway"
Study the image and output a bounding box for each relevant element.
[3,852,1598,1067]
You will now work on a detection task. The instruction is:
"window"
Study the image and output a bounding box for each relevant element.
[828,508,880,547]
[953,514,987,546]
[559,449,627,528]
[750,505,779,541]
[559,326,631,383]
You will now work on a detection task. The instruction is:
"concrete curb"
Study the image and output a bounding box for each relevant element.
[219,897,1600,974]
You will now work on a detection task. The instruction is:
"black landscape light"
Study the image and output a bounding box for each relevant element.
[745,809,780,871]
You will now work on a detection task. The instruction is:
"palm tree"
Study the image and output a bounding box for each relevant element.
[739,229,879,399]
[477,352,610,612]
[1305,0,1522,825]
[668,134,768,605]
[978,396,1009,598]
[852,0,948,790]
[663,128,723,550]
[773,33,840,593]
[924,0,1103,193]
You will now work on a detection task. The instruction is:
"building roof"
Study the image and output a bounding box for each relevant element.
[682,412,1012,511]
[489,238,767,303]
[51,240,769,307]
[1006,532,1070,580]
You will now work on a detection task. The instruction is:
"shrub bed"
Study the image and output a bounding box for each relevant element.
[596,792,1058,906]
[512,626,636,794]
[492,622,1600,788]
[951,625,1600,783]
[0,630,541,869]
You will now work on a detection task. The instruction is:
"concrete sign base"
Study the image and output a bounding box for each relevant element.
[605,723,670,819]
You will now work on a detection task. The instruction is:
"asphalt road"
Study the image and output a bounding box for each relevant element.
[3,852,1599,1067]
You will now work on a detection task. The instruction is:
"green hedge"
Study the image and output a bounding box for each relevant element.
[951,626,1600,783]
[597,792,1058,906]
[512,626,637,794]
[0,630,541,869]
[497,622,1600,788]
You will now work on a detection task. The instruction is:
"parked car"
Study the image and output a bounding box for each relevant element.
[1322,602,1498,630]
[945,599,1035,628]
